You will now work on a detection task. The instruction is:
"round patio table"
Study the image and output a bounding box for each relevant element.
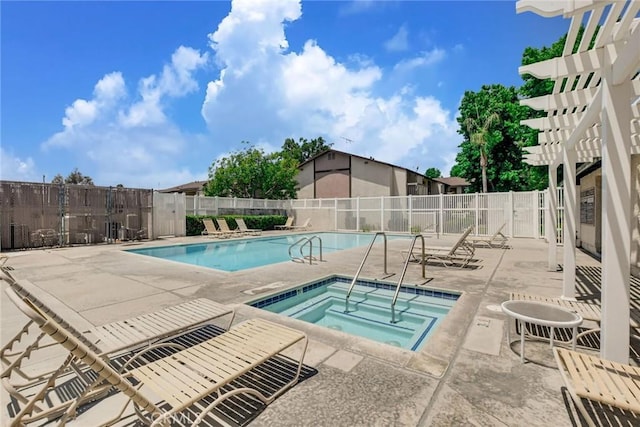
[501,300,583,363]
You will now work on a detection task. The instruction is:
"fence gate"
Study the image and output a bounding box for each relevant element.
[152,192,186,237]
[512,191,539,237]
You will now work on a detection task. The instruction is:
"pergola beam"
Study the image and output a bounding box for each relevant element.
[612,25,640,85]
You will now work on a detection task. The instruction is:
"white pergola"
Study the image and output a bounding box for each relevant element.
[516,0,640,363]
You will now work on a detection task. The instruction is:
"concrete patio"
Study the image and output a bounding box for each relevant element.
[1,232,635,426]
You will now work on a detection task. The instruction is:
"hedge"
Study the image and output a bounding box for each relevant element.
[186,214,289,236]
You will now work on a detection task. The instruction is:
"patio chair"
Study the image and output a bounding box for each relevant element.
[554,347,640,427]
[201,217,229,238]
[275,216,295,230]
[466,222,508,248]
[7,292,308,426]
[1,280,235,422]
[403,225,476,268]
[215,218,243,236]
[290,218,312,230]
[236,218,262,235]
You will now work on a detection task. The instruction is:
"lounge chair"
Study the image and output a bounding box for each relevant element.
[275,216,295,230]
[7,291,308,426]
[215,217,243,236]
[554,347,640,427]
[290,218,312,230]
[236,218,262,235]
[201,217,229,238]
[403,225,476,268]
[467,222,508,248]
[1,279,235,422]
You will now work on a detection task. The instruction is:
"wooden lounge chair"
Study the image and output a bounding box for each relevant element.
[466,222,508,248]
[8,292,308,426]
[275,216,295,230]
[216,218,243,236]
[403,225,476,268]
[2,280,234,423]
[236,218,262,235]
[554,347,640,427]
[201,217,229,238]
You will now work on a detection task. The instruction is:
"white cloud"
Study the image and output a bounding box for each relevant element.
[41,46,209,188]
[0,148,39,182]
[393,48,446,73]
[202,0,460,174]
[384,24,409,52]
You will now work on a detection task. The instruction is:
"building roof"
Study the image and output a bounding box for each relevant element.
[158,180,208,193]
[298,148,426,177]
[433,176,470,187]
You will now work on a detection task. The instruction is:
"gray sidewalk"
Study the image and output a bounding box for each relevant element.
[0,233,610,426]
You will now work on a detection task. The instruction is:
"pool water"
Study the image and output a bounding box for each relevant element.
[249,276,459,351]
[126,232,406,272]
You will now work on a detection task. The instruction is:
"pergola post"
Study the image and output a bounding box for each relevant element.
[563,148,577,299]
[600,74,632,363]
[547,165,558,271]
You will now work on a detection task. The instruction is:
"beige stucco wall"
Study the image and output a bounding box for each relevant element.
[392,167,407,196]
[296,164,315,199]
[315,170,350,199]
[578,170,601,256]
[351,157,391,197]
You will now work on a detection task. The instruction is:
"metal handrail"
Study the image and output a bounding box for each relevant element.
[391,234,426,323]
[288,235,323,265]
[300,235,323,264]
[345,232,388,313]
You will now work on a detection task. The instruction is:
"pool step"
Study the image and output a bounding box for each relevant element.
[327,283,453,313]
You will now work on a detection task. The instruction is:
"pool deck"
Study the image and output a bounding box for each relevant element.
[0,231,633,426]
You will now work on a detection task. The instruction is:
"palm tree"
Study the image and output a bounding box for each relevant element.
[464,111,500,193]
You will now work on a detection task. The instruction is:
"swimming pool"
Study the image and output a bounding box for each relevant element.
[248,275,459,351]
[126,232,406,272]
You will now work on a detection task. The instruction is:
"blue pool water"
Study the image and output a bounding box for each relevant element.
[248,275,459,351]
[126,232,406,272]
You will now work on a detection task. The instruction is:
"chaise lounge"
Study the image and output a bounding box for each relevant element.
[7,292,308,426]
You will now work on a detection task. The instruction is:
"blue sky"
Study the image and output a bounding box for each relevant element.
[1,0,567,189]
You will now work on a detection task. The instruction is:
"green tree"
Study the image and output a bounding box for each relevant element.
[205,143,298,199]
[464,111,500,193]
[453,84,536,192]
[424,167,441,179]
[51,168,94,185]
[281,137,332,164]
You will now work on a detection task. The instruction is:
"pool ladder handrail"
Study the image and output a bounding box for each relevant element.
[288,235,323,265]
[391,234,426,323]
[344,232,389,313]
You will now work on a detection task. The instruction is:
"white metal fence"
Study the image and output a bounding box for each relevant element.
[153,190,565,239]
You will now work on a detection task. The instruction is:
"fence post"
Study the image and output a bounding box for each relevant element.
[509,191,515,237]
[439,193,444,235]
[408,195,412,233]
[475,193,479,235]
[380,196,385,232]
[356,197,360,231]
[533,190,540,239]
[334,198,338,230]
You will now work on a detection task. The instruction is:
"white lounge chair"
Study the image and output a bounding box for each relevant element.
[467,222,508,248]
[403,225,476,268]
[1,279,235,423]
[290,218,311,230]
[554,347,640,427]
[201,217,230,238]
[215,218,243,236]
[236,218,262,235]
[6,292,308,427]
[275,216,295,230]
